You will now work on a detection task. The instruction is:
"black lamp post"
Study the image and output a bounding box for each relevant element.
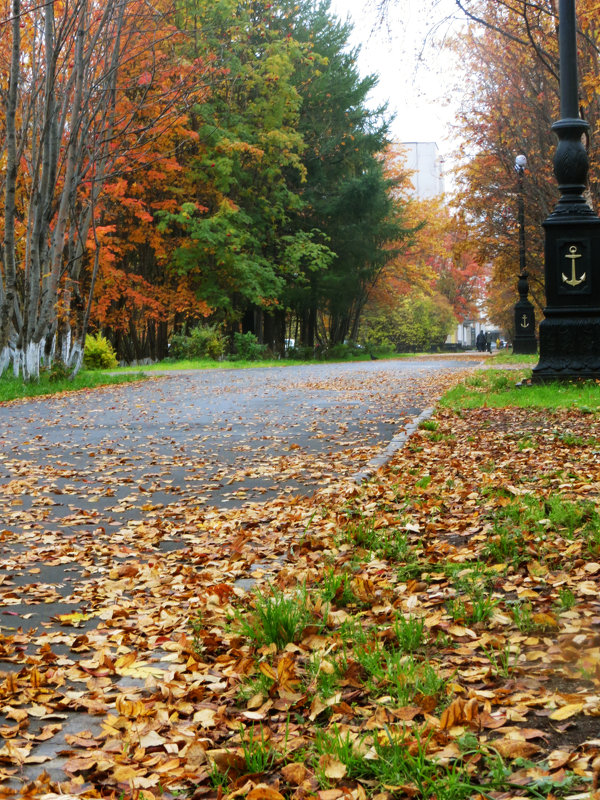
[513,155,537,354]
[532,0,600,381]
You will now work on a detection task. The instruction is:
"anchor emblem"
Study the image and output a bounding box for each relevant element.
[521,315,529,328]
[562,245,586,287]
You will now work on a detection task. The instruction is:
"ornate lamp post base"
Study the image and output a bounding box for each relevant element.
[532,212,600,382]
[531,0,600,382]
[534,316,600,379]
[513,272,537,354]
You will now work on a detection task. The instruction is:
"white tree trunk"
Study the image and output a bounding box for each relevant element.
[24,341,42,381]
[0,346,12,376]
[68,341,85,375]
[61,328,72,366]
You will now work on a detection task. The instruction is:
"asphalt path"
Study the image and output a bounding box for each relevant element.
[0,357,477,789]
[0,358,473,523]
[0,355,474,633]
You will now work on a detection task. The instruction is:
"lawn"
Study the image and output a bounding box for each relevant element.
[0,369,147,403]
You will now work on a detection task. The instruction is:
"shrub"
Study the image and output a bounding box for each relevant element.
[84,333,118,370]
[230,331,267,361]
[286,345,315,360]
[360,293,456,353]
[322,342,364,360]
[169,324,225,361]
[47,360,71,383]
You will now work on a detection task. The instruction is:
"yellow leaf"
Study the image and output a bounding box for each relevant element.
[56,611,94,626]
[112,764,141,782]
[493,739,541,760]
[549,702,584,720]
[247,788,286,800]
[259,662,277,681]
[318,754,347,780]
[194,707,217,728]
[531,612,558,628]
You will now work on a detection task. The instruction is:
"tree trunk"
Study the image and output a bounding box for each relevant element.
[0,0,21,364]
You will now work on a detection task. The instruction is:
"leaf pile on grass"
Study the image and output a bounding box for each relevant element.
[4,371,600,798]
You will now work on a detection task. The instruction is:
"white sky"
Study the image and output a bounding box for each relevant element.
[327,0,463,165]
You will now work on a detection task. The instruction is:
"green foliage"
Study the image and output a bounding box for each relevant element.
[236,583,316,648]
[45,360,72,383]
[169,325,226,361]
[322,342,365,360]
[153,0,413,352]
[230,332,268,361]
[361,293,456,353]
[83,333,119,370]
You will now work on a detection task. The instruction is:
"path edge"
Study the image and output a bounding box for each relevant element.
[351,406,436,484]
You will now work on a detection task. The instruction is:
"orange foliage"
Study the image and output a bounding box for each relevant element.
[370,148,485,321]
[87,0,216,337]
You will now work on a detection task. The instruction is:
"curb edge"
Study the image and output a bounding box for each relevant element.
[350,406,436,484]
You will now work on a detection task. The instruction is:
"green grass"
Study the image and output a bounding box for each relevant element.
[393,614,426,652]
[490,352,538,365]
[441,367,600,410]
[346,519,417,564]
[354,644,447,706]
[115,357,314,371]
[0,370,147,402]
[107,350,471,374]
[235,583,317,648]
[239,724,276,773]
[313,726,491,798]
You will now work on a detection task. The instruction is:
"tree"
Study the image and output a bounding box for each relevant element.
[156,0,323,352]
[285,1,411,348]
[86,4,215,362]
[360,292,456,352]
[0,0,210,378]
[363,175,484,346]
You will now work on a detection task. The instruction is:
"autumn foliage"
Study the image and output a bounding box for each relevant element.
[450,0,600,334]
[0,0,435,372]
[359,145,485,351]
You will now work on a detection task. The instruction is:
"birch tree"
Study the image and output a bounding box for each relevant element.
[0,0,206,379]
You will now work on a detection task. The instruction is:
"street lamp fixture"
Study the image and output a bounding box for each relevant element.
[532,0,600,381]
[513,155,537,354]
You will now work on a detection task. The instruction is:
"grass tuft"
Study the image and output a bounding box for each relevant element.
[236,583,316,648]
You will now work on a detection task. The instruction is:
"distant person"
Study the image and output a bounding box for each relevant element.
[476,331,486,352]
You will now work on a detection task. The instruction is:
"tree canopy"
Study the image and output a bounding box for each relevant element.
[0,0,424,372]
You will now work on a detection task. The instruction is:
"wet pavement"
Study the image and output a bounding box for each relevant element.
[0,357,475,792]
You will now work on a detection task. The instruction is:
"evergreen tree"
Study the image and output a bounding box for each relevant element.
[285,1,411,347]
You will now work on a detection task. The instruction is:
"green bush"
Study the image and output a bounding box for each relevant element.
[46,360,71,383]
[360,293,456,353]
[322,342,364,360]
[169,324,226,361]
[84,333,118,370]
[286,345,314,360]
[229,331,267,361]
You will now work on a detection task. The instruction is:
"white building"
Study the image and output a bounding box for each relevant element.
[403,141,445,199]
